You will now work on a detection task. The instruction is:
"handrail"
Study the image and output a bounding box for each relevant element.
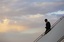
[51,16,64,29]
[34,16,64,42]
[57,36,64,42]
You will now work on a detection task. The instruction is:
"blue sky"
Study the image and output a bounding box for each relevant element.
[0,0,64,42]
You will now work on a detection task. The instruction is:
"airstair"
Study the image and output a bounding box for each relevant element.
[34,16,64,42]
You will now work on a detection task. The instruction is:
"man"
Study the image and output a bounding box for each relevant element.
[44,19,51,35]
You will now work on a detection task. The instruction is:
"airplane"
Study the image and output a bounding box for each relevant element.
[34,16,64,42]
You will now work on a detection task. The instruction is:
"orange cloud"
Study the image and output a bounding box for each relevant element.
[0,18,28,33]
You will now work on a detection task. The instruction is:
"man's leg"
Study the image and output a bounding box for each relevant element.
[47,29,51,33]
[45,29,51,35]
[45,29,48,35]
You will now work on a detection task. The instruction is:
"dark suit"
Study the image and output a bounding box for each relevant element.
[45,22,51,34]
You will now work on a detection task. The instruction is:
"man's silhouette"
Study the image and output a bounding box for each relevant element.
[44,19,51,35]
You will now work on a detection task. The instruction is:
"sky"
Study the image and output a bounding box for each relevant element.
[0,0,64,42]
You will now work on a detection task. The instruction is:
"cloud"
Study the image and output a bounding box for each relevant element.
[51,10,64,15]
[0,0,64,32]
[1,6,11,13]
[0,0,63,29]
[0,0,64,16]
[21,28,45,34]
[46,10,64,16]
[25,2,64,14]
[31,2,61,7]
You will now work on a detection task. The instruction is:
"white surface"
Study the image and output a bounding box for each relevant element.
[37,18,64,42]
[61,39,64,42]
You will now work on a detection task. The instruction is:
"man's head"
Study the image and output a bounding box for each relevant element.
[45,19,48,22]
